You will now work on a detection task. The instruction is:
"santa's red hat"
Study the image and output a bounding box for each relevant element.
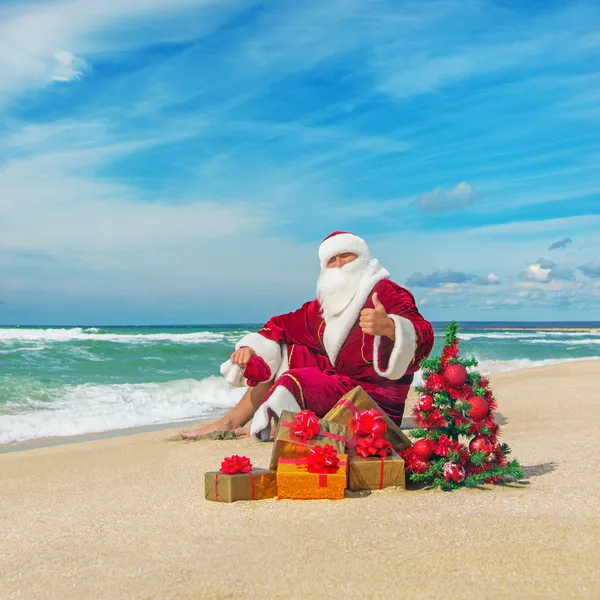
[318,231,370,268]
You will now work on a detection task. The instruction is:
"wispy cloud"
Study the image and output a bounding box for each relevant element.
[0,0,239,102]
[406,269,500,288]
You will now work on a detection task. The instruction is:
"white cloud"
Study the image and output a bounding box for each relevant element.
[519,263,552,283]
[418,182,478,211]
[52,50,88,81]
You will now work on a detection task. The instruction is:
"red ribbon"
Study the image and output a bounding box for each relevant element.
[352,408,388,438]
[280,412,346,443]
[220,455,252,474]
[355,434,393,458]
[306,444,340,474]
[288,410,321,441]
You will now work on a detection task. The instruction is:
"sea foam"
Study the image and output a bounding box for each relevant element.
[0,377,244,444]
[0,327,248,345]
[2,356,598,444]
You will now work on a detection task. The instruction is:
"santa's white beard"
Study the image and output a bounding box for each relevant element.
[317,257,372,318]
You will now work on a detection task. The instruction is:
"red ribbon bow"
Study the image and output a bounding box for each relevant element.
[220,455,252,474]
[291,410,321,441]
[306,444,340,473]
[243,356,272,387]
[352,408,387,438]
[355,434,393,458]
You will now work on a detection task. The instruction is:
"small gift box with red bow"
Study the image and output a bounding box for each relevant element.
[269,409,347,471]
[277,444,348,500]
[205,455,277,503]
[324,386,412,452]
[348,451,406,492]
[338,405,406,492]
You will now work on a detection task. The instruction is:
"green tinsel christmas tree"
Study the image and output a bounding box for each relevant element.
[402,321,523,491]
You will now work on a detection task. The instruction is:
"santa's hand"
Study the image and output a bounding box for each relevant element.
[231,347,256,368]
[359,293,396,340]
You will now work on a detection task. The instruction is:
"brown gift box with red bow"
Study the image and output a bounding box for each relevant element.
[205,468,277,503]
[324,386,412,452]
[348,451,406,492]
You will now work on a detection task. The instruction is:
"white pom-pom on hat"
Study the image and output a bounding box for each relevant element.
[318,231,370,268]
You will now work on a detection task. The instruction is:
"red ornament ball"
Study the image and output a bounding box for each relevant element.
[469,436,494,455]
[466,395,489,421]
[417,395,435,411]
[443,364,468,387]
[442,462,466,483]
[412,438,435,461]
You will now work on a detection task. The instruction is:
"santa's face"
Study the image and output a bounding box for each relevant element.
[326,252,358,269]
[317,253,371,318]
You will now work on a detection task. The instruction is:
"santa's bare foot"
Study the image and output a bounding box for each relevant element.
[232,421,278,440]
[233,426,250,438]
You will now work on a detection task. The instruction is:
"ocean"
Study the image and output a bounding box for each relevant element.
[1,322,599,444]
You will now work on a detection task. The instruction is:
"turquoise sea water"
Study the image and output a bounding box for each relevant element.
[1,322,599,443]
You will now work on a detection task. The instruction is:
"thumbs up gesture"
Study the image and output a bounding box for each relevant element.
[359,293,396,340]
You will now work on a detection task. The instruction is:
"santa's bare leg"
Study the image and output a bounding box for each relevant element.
[180,379,273,438]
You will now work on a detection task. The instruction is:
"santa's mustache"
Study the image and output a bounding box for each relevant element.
[317,257,370,317]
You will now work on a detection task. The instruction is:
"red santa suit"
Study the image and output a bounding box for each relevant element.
[220,232,434,441]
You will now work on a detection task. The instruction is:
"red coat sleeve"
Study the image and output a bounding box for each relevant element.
[373,279,435,377]
[257,300,323,353]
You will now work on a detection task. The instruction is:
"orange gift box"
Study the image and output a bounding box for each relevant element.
[277,454,348,500]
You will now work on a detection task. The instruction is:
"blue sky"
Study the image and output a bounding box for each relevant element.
[1,0,599,325]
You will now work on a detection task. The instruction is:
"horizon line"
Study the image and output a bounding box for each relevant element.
[1,320,600,328]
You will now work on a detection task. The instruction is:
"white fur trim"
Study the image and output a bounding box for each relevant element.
[250,385,301,441]
[322,259,389,365]
[319,233,370,268]
[236,332,281,378]
[219,360,245,387]
[373,314,416,380]
[274,344,289,380]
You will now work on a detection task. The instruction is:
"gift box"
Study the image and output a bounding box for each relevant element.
[324,387,412,452]
[269,410,347,471]
[277,450,348,500]
[205,456,277,502]
[348,452,406,492]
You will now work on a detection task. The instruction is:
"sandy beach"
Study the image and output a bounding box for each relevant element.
[1,360,599,600]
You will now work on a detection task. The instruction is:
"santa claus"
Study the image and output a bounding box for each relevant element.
[182,231,434,441]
